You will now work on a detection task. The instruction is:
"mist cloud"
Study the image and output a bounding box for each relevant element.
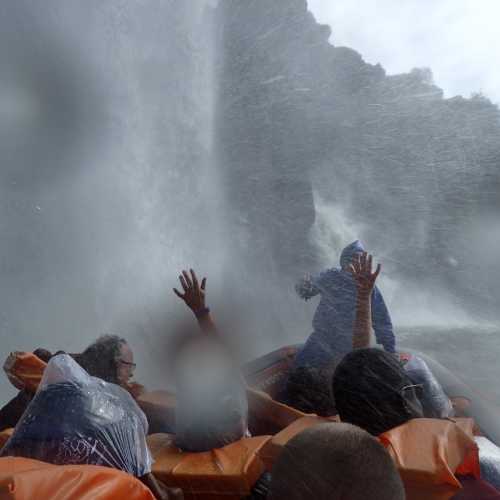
[308,0,500,104]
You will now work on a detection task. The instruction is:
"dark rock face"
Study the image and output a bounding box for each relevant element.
[213,0,500,319]
[213,0,386,274]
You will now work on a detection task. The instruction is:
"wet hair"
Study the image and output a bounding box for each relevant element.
[269,422,405,500]
[33,349,53,363]
[284,365,336,416]
[75,335,127,385]
[332,348,423,436]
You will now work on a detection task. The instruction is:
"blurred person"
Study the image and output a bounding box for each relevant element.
[173,269,248,452]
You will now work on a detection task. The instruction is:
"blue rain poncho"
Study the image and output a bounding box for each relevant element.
[293,241,396,369]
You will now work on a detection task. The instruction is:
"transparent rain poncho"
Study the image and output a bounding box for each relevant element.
[403,353,453,419]
[1,354,152,477]
[475,436,500,491]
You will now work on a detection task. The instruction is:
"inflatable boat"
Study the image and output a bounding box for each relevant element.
[243,344,500,444]
[1,345,499,499]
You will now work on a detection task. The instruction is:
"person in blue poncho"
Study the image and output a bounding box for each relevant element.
[293,240,396,369]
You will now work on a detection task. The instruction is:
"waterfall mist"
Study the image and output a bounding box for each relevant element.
[0,0,227,399]
[0,0,499,402]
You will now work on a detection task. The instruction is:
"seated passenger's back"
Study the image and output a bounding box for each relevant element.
[269,422,405,500]
[1,354,152,477]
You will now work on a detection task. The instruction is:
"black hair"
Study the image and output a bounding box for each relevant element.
[332,348,423,436]
[284,365,336,416]
[33,348,53,363]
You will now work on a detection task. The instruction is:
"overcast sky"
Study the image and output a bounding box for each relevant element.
[307,0,500,105]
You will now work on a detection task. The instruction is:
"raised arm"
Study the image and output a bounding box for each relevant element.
[371,287,396,353]
[349,253,381,349]
[174,269,217,335]
[173,269,248,449]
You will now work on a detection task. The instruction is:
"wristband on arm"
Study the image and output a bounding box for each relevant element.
[194,307,210,319]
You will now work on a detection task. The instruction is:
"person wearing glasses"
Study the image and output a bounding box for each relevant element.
[0,335,143,432]
[73,335,140,393]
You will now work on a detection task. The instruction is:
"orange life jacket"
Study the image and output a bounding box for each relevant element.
[3,353,46,394]
[257,415,336,471]
[379,418,481,500]
[0,457,155,500]
[147,433,270,500]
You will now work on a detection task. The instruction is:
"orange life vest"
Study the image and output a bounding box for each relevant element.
[257,415,336,471]
[0,457,155,500]
[379,418,481,500]
[147,433,270,500]
[3,353,46,394]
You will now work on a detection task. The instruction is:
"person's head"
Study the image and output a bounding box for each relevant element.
[340,240,365,270]
[333,348,424,436]
[269,422,405,500]
[33,348,53,363]
[174,339,248,452]
[285,365,336,416]
[77,335,134,386]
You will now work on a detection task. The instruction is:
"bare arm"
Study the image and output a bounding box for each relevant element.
[174,269,217,335]
[349,253,381,349]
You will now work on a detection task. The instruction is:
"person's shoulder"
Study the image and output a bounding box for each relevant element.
[319,267,341,278]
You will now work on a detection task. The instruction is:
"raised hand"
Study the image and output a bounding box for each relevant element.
[173,269,207,314]
[349,252,381,296]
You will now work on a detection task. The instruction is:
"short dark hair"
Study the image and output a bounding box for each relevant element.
[33,348,53,363]
[269,422,405,500]
[284,365,336,416]
[75,335,127,385]
[332,348,421,436]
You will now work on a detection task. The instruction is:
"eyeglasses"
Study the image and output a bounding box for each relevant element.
[117,359,136,370]
[400,383,424,399]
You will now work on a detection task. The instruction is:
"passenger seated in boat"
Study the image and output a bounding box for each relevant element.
[0,335,143,431]
[0,349,53,431]
[172,269,248,452]
[1,354,181,499]
[268,422,405,500]
[282,365,336,416]
[74,334,141,394]
[281,252,380,413]
[332,348,424,436]
[289,246,452,421]
[293,240,395,370]
[333,347,500,494]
